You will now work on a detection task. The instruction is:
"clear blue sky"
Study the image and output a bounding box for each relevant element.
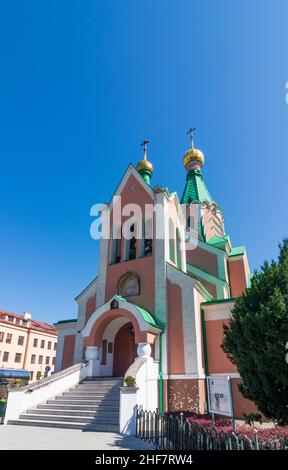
[1,1,287,324]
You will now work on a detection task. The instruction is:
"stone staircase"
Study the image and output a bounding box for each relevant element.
[7,377,122,432]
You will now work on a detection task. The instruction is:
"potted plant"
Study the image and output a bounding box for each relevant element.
[124,376,136,387]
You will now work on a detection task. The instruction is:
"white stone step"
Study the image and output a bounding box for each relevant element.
[20,413,118,424]
[81,377,122,383]
[28,408,118,417]
[8,419,119,432]
[39,403,119,411]
[7,376,122,432]
[79,383,121,387]
[41,399,119,409]
[55,395,119,402]
[65,390,120,396]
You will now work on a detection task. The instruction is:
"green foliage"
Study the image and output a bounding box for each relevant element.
[222,239,288,425]
[243,412,262,425]
[124,375,136,387]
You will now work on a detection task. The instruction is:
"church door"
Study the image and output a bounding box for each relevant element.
[113,322,137,377]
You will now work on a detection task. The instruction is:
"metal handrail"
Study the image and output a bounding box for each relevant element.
[9,361,89,394]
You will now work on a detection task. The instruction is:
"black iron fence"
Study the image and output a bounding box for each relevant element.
[136,409,288,450]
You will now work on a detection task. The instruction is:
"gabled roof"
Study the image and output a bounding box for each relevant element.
[181,169,214,205]
[109,164,155,204]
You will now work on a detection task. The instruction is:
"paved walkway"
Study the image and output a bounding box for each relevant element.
[0,425,154,450]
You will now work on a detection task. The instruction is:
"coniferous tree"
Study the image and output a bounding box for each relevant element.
[222,239,288,425]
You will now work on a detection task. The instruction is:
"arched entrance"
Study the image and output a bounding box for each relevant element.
[112,322,137,377]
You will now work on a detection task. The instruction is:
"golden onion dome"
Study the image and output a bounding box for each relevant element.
[183,147,205,169]
[136,157,153,173]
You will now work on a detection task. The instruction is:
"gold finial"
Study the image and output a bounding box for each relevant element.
[136,139,153,173]
[183,127,205,170]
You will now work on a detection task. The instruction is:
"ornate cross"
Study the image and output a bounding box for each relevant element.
[141,139,149,158]
[187,127,196,148]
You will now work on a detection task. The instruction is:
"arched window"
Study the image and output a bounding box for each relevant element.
[169,218,175,263]
[176,228,182,270]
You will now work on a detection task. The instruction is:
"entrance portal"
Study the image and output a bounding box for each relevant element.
[113,322,137,377]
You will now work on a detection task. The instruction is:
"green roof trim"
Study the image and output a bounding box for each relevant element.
[75,276,98,300]
[181,169,214,205]
[114,295,164,331]
[207,234,229,249]
[54,319,78,325]
[229,246,246,258]
[201,297,238,306]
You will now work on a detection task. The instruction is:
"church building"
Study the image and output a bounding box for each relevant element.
[55,134,256,418]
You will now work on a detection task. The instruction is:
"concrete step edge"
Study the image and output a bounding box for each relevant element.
[7,419,119,431]
[20,414,119,423]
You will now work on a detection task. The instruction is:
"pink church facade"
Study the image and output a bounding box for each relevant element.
[55,140,257,418]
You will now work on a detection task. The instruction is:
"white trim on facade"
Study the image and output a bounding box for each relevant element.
[202,301,234,321]
[167,264,203,376]
[163,373,206,380]
[81,295,161,338]
[209,372,240,378]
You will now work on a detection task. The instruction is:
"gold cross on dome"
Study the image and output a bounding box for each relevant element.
[141,139,149,158]
[187,127,196,148]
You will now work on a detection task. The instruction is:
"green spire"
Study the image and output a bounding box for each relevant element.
[181,168,213,205]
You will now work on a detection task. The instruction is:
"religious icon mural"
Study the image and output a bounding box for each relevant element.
[118,272,140,297]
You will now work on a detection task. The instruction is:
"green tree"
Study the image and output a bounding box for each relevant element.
[222,239,288,425]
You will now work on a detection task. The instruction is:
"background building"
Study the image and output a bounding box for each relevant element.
[0,310,58,382]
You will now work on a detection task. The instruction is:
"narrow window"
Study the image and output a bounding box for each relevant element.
[6,334,12,344]
[128,224,136,260]
[101,339,107,365]
[3,352,9,362]
[144,217,153,257]
[115,235,122,263]
[111,227,122,264]
[169,219,175,263]
[15,353,22,363]
[176,228,182,270]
